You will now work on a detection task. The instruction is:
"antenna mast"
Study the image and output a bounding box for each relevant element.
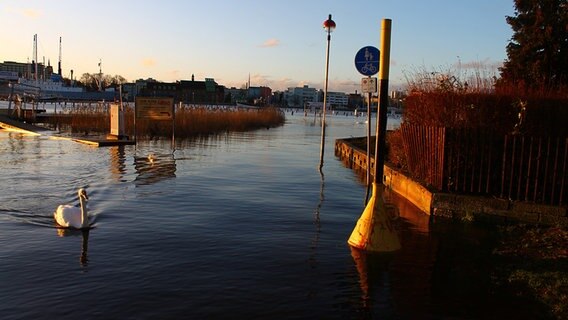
[33,34,38,81]
[98,59,103,91]
[58,37,62,76]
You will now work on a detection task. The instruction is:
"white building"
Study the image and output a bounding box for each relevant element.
[282,85,349,109]
[324,91,348,108]
[284,85,318,107]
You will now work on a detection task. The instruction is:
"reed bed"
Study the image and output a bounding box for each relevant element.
[43,105,285,138]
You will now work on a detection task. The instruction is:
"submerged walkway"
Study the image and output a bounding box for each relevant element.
[0,115,48,134]
[0,115,135,147]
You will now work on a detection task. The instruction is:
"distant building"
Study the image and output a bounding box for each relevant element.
[178,77,225,104]
[390,90,406,109]
[309,91,349,110]
[142,81,178,99]
[0,60,53,81]
[121,82,136,101]
[120,78,158,102]
[284,85,318,107]
[137,75,225,105]
[248,86,272,105]
[225,87,247,104]
[323,91,348,109]
[391,90,406,100]
[347,92,364,110]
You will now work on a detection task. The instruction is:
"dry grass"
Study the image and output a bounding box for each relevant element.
[42,106,285,138]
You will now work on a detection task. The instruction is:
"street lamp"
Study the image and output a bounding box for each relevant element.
[319,14,335,173]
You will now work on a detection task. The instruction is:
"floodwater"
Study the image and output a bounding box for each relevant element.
[0,112,548,319]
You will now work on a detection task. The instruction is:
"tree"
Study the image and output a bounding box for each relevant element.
[79,73,99,91]
[499,0,568,89]
[79,73,128,91]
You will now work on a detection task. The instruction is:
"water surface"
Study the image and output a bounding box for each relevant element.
[0,113,548,319]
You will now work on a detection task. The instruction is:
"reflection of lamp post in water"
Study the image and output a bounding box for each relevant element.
[318,14,336,173]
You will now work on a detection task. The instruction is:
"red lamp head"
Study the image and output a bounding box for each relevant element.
[323,14,336,33]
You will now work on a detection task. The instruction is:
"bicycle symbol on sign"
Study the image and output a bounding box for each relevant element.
[361,62,377,74]
[355,46,380,76]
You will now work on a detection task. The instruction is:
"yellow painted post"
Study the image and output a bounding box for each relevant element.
[375,19,392,182]
[348,182,401,251]
[348,19,400,252]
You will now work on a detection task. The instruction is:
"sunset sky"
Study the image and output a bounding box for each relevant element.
[1,0,515,92]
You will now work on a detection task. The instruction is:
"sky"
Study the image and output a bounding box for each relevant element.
[0,0,516,92]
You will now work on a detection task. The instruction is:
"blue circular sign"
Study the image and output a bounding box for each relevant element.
[354,46,380,76]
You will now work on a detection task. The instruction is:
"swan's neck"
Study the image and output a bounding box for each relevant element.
[79,196,88,228]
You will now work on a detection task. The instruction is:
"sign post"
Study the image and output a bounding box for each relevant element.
[355,46,379,203]
[135,97,175,147]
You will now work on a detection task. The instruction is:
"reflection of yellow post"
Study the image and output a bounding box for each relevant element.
[348,183,401,251]
[350,247,370,306]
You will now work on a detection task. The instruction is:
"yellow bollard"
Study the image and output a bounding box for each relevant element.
[348,182,401,252]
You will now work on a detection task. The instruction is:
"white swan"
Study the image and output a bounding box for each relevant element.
[54,188,90,229]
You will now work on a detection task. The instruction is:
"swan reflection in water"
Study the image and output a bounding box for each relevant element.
[56,228,90,267]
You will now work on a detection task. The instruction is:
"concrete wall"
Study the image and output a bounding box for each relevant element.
[335,138,568,226]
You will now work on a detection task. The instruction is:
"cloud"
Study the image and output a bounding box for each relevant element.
[5,6,42,19]
[141,58,156,67]
[220,74,360,93]
[22,8,41,18]
[259,38,280,48]
[455,58,503,70]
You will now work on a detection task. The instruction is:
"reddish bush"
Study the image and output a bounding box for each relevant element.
[404,92,568,136]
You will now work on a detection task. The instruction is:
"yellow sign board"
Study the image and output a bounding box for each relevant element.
[135,97,174,120]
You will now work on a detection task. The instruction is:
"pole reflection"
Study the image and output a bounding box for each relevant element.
[109,145,127,182]
[350,246,396,312]
[306,173,324,300]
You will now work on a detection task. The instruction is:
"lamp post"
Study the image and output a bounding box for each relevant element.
[319,14,336,173]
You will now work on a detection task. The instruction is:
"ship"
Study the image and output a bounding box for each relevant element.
[1,35,117,101]
[12,74,116,101]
